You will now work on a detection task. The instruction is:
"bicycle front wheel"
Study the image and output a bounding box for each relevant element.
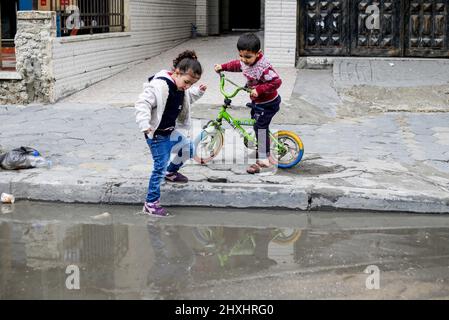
[193,125,224,164]
[270,130,304,169]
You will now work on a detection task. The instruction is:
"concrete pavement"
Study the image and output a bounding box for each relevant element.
[60,33,298,108]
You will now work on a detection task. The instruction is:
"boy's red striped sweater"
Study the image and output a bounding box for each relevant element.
[220,53,282,104]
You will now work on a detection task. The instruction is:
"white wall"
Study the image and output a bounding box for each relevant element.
[208,0,219,35]
[51,0,196,101]
[264,0,297,67]
[260,0,265,29]
[220,0,230,32]
[196,0,208,35]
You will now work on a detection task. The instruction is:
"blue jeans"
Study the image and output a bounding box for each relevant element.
[250,96,281,160]
[145,131,194,202]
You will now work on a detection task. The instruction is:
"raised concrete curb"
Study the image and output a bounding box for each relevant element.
[2,175,448,213]
[308,187,449,213]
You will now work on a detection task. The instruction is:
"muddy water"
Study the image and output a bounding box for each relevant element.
[1,201,449,299]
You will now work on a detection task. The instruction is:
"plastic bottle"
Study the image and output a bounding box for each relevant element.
[28,156,52,168]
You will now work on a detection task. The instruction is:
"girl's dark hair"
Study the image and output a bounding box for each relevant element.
[173,50,202,78]
[237,33,261,53]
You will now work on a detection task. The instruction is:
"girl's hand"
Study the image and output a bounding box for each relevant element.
[250,89,258,98]
[199,84,207,92]
[214,64,223,73]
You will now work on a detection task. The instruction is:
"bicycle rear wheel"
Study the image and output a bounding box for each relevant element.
[271,228,302,245]
[193,125,224,164]
[269,130,304,169]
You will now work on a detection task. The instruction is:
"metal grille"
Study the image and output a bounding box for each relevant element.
[50,0,124,36]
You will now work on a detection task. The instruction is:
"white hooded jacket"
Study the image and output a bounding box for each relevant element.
[135,70,204,139]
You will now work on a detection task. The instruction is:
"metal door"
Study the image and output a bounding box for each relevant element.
[298,0,449,57]
[351,0,403,56]
[298,0,349,56]
[405,0,449,57]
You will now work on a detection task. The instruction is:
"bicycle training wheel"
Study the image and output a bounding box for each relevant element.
[269,130,304,169]
[193,126,224,164]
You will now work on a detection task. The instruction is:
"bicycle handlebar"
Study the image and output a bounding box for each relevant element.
[219,73,251,99]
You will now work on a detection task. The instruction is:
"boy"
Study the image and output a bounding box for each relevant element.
[215,33,282,174]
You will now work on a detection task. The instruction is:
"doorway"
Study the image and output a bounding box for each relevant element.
[229,0,261,30]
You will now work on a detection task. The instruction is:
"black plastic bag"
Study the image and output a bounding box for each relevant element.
[0,147,50,170]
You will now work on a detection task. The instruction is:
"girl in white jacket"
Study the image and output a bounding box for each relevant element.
[135,50,207,217]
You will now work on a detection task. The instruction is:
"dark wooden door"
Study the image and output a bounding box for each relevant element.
[299,0,349,55]
[298,0,449,57]
[351,0,403,56]
[404,0,449,57]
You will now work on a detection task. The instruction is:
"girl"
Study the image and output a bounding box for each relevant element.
[135,50,207,217]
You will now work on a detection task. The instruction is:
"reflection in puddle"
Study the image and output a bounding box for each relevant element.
[0,218,302,299]
[2,204,449,299]
[146,224,302,299]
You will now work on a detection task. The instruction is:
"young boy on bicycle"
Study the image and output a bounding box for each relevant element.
[215,33,282,174]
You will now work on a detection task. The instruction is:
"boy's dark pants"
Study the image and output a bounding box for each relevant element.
[250,96,281,160]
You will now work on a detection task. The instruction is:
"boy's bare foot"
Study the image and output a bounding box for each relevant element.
[246,159,272,174]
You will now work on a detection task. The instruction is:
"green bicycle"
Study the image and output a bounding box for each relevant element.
[193,73,304,168]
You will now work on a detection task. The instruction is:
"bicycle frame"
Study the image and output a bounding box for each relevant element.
[209,74,287,153]
[214,107,257,144]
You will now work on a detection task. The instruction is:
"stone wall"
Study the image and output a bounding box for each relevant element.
[15,11,56,103]
[0,11,56,104]
[0,80,27,105]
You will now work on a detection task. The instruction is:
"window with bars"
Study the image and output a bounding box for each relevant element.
[49,0,124,36]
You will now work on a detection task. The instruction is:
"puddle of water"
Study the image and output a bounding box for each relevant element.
[1,202,449,299]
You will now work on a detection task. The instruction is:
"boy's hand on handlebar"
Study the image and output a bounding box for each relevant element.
[250,89,258,98]
[199,84,207,92]
[214,64,223,73]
